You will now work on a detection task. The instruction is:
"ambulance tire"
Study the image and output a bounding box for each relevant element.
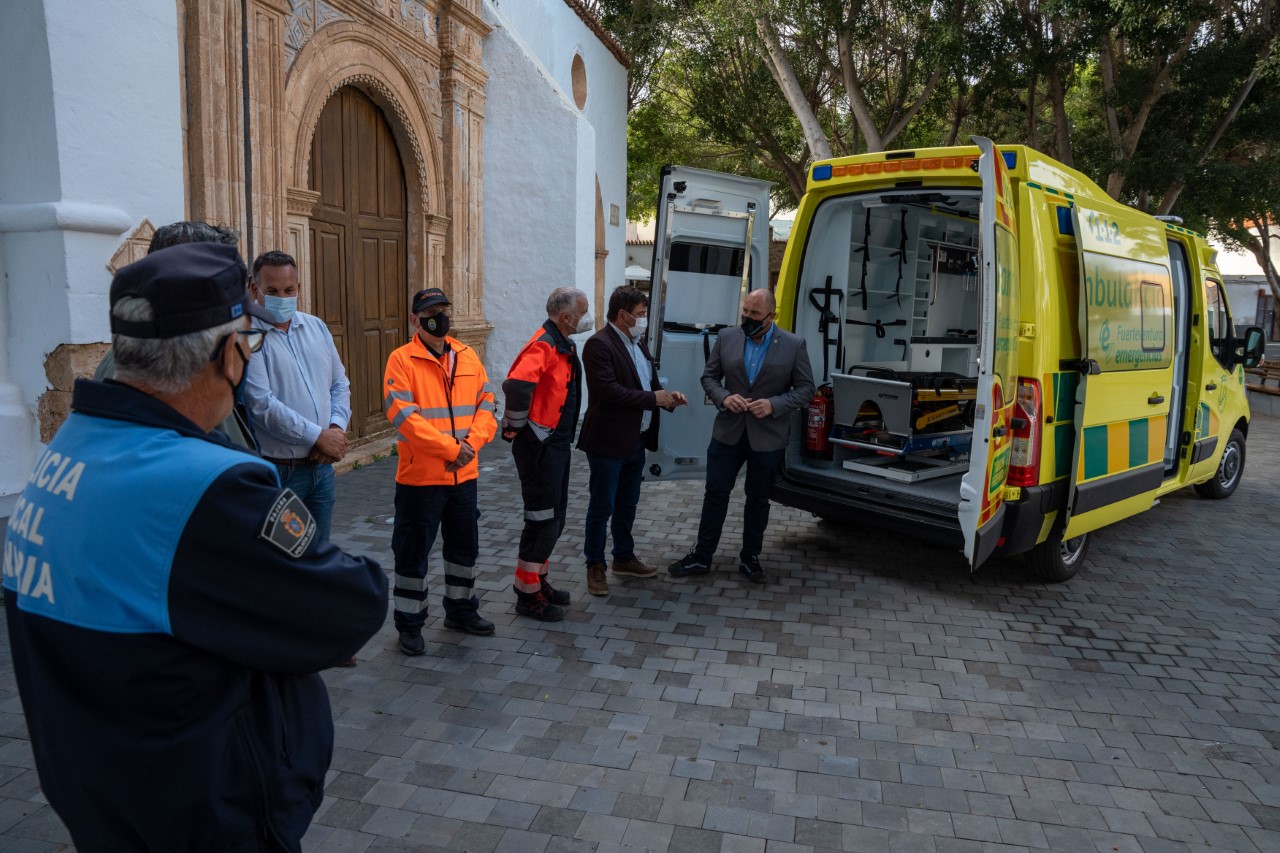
[1194,428,1245,500]
[1027,529,1089,583]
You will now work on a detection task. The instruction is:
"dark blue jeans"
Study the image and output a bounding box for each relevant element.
[275,462,335,545]
[694,435,784,561]
[391,479,480,630]
[584,439,646,566]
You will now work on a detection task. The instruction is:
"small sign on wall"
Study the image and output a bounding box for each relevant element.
[610,204,620,226]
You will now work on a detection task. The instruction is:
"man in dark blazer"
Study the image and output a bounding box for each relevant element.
[578,286,688,596]
[669,288,814,584]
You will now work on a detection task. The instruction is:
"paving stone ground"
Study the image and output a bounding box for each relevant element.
[1,416,1279,852]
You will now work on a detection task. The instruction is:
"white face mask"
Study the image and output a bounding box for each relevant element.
[628,315,648,341]
[575,309,594,335]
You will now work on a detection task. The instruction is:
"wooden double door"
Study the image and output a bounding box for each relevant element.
[309,86,408,439]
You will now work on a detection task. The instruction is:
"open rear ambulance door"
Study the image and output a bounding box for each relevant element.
[958,137,1019,569]
[1061,205,1175,538]
[644,166,773,480]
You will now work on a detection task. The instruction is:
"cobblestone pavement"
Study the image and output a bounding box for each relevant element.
[1,417,1278,852]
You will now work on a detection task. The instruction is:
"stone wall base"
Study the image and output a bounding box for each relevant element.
[38,343,111,441]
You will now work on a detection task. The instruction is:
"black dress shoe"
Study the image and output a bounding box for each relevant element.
[443,614,496,636]
[668,552,711,577]
[738,555,767,584]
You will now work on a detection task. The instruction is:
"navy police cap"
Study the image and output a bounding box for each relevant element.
[109,242,274,339]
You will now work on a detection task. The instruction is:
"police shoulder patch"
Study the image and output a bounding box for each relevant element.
[259,488,316,558]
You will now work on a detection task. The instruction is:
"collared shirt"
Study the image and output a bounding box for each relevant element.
[243,311,351,460]
[610,322,653,432]
[743,322,775,386]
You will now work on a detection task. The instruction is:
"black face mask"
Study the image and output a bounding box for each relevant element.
[227,341,250,398]
[741,314,767,338]
[424,313,450,338]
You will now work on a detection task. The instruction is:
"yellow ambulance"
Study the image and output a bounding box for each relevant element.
[643,140,1265,580]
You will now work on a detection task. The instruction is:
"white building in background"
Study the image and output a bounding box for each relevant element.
[1213,234,1277,335]
[481,0,628,381]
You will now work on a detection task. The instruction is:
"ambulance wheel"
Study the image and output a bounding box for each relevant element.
[1027,530,1089,583]
[1194,428,1245,499]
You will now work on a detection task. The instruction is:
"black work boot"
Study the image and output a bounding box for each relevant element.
[398,629,426,656]
[539,576,571,606]
[514,589,565,622]
[443,612,496,636]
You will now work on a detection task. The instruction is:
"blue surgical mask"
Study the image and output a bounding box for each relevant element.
[263,295,297,323]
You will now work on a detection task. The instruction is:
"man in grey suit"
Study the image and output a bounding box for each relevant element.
[669,288,815,584]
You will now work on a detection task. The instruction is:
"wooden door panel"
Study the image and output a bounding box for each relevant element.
[353,96,381,219]
[309,86,408,440]
[313,98,346,211]
[359,329,385,432]
[380,236,403,320]
[381,128,405,220]
[357,236,381,324]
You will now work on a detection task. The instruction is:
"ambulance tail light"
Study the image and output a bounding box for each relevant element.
[1008,378,1041,487]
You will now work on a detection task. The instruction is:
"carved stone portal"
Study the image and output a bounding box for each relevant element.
[181,0,493,431]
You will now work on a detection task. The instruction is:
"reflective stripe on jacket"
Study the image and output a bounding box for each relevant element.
[384,335,498,486]
[502,320,577,439]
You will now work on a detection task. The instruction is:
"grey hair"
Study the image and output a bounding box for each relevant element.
[111,297,243,394]
[546,287,587,318]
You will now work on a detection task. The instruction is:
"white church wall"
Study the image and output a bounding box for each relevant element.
[0,0,185,507]
[484,0,628,321]
[480,6,598,390]
[0,0,185,509]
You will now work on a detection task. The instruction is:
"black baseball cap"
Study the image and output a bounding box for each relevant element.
[412,287,450,313]
[109,242,274,339]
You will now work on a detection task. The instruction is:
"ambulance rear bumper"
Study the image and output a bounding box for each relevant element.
[996,480,1068,556]
[771,476,965,549]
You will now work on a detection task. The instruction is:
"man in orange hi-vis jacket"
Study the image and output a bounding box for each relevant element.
[501,287,591,622]
[385,287,498,654]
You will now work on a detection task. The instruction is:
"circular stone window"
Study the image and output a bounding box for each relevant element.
[571,53,587,109]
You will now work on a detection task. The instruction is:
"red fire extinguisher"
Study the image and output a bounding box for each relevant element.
[806,385,834,459]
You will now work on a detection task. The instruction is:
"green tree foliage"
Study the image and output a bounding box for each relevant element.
[603,0,1279,234]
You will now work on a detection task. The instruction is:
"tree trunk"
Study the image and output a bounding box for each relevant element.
[1157,45,1269,215]
[1104,25,1198,199]
[1244,221,1280,305]
[836,31,883,152]
[1047,66,1073,166]
[757,15,833,161]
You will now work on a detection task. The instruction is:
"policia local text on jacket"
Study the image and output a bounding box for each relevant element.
[3,379,387,852]
[384,330,497,635]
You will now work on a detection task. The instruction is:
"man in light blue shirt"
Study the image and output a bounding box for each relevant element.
[244,251,351,544]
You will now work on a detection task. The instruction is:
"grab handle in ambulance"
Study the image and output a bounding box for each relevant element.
[1148,394,1165,405]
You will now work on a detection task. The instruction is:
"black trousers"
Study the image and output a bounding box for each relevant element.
[391,479,479,630]
[511,428,573,567]
[694,435,784,560]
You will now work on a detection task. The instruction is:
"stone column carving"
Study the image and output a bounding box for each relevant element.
[439,11,491,357]
[286,187,321,312]
[184,0,247,236]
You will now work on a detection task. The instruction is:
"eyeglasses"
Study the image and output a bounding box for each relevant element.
[417,307,451,321]
[210,329,265,361]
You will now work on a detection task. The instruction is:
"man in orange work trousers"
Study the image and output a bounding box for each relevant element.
[385,287,499,654]
[502,287,592,622]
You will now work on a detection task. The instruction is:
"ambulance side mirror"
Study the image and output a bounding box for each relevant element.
[1238,326,1265,369]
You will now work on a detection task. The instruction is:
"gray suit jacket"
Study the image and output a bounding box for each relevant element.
[701,324,815,452]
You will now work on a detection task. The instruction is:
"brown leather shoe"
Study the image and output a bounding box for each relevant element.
[611,557,657,579]
[587,563,609,596]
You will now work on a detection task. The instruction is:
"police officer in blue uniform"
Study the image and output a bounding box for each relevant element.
[2,242,388,852]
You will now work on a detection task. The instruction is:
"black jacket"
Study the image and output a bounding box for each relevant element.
[577,324,663,458]
[3,380,387,852]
